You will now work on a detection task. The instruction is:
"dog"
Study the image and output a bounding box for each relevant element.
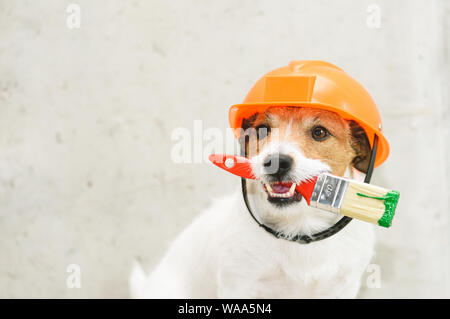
[130,106,375,298]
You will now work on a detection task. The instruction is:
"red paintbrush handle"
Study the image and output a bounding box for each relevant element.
[209,154,318,205]
[208,154,256,179]
[295,177,318,205]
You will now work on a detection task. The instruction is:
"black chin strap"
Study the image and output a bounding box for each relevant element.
[241,134,379,244]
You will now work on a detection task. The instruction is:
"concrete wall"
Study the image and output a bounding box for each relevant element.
[0,0,448,298]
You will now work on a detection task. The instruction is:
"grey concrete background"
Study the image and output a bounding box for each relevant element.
[0,0,448,298]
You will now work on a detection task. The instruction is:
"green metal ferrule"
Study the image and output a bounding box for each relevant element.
[356,190,400,228]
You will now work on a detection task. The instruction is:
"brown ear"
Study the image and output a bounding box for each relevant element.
[348,120,371,173]
[239,114,258,153]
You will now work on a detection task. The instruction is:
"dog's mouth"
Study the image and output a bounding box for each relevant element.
[263,182,302,206]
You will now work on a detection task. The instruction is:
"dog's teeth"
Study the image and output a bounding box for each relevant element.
[264,182,296,198]
[289,183,296,194]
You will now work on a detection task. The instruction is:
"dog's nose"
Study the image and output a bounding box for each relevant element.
[263,153,293,178]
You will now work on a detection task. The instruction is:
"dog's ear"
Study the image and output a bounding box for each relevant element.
[348,120,371,173]
[240,113,258,132]
[239,114,258,153]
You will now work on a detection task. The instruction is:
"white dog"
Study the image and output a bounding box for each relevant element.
[130,107,375,298]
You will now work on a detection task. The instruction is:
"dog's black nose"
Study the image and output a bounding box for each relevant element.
[263,153,293,178]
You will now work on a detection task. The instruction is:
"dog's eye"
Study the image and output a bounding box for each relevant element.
[311,126,330,141]
[256,124,270,139]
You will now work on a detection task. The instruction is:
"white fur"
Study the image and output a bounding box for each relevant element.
[130,140,375,299]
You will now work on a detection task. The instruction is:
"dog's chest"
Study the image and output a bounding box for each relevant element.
[218,236,362,298]
[248,249,352,298]
[251,262,348,298]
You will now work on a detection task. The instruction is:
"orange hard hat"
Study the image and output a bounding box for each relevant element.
[229,60,389,167]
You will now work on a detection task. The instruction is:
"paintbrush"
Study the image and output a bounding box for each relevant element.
[209,154,399,228]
